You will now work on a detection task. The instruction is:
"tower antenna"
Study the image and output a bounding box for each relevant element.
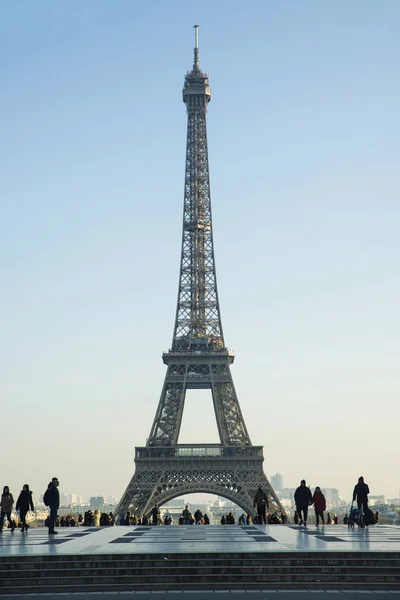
[193,24,200,71]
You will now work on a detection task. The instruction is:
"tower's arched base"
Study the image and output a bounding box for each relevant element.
[115,445,285,519]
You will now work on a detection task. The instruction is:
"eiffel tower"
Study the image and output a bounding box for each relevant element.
[116,27,284,520]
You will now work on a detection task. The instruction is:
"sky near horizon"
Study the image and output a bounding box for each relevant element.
[1,0,399,504]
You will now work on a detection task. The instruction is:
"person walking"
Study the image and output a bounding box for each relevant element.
[353,476,370,525]
[312,486,326,525]
[0,486,15,532]
[253,484,269,525]
[44,477,60,535]
[294,479,312,526]
[16,484,34,532]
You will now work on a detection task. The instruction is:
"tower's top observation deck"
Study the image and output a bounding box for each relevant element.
[183,25,211,106]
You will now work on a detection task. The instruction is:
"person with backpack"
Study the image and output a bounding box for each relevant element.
[0,486,15,532]
[294,479,312,526]
[312,486,326,525]
[43,477,60,534]
[16,484,35,532]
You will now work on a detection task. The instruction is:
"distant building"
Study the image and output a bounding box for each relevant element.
[105,496,119,505]
[270,473,283,491]
[89,496,105,508]
[60,493,71,506]
[277,488,296,501]
[369,495,386,506]
[70,494,83,506]
[323,488,340,506]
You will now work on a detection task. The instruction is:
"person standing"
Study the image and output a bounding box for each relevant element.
[353,476,370,524]
[294,479,312,526]
[182,505,190,525]
[253,484,269,525]
[312,486,326,525]
[194,509,203,524]
[151,503,160,525]
[44,477,60,535]
[16,484,35,532]
[0,486,15,532]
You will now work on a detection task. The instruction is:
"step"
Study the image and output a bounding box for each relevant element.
[1,552,399,594]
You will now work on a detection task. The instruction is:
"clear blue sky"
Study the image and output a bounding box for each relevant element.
[1,0,399,502]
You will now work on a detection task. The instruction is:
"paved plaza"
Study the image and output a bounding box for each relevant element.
[0,525,399,557]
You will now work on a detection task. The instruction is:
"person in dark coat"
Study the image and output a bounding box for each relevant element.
[311,486,326,525]
[45,477,60,534]
[294,479,312,526]
[16,485,35,532]
[182,505,190,525]
[194,509,203,525]
[151,503,160,525]
[226,512,235,525]
[253,485,269,524]
[353,476,370,522]
[0,486,15,532]
[203,513,210,525]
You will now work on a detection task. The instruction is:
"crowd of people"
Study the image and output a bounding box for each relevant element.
[0,475,373,533]
[122,504,212,526]
[44,511,116,528]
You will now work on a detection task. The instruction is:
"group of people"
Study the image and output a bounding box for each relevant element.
[148,504,212,526]
[120,512,149,526]
[293,476,371,527]
[179,505,210,525]
[0,484,35,533]
[1,476,61,535]
[46,514,78,528]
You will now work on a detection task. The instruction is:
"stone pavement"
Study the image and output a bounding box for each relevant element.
[1,590,400,599]
[0,524,399,557]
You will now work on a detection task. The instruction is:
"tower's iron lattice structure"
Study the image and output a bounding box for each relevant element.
[116,27,284,519]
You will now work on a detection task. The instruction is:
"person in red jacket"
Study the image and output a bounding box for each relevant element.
[312,486,326,525]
